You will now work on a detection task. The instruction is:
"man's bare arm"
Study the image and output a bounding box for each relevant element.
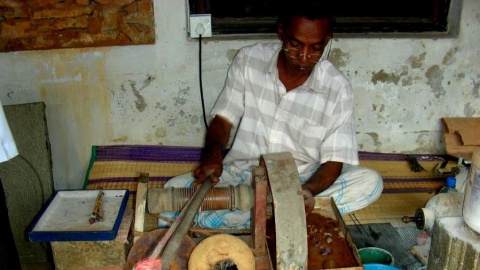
[301,161,343,215]
[192,115,232,186]
[303,161,343,194]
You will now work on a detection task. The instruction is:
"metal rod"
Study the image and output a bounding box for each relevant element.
[149,176,215,270]
[352,214,370,236]
[349,214,363,235]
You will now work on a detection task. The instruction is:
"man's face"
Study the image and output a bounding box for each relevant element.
[278,16,332,73]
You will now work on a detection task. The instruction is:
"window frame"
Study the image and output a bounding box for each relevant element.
[189,0,458,37]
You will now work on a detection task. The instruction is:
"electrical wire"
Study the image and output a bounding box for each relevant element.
[325,39,332,60]
[198,34,209,129]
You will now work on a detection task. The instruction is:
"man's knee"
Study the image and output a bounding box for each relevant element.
[348,167,383,209]
[341,166,383,211]
[362,167,383,202]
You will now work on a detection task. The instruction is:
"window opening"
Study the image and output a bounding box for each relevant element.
[189,0,451,35]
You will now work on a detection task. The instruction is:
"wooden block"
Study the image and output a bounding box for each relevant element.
[442,117,480,160]
[134,173,149,242]
[51,208,133,269]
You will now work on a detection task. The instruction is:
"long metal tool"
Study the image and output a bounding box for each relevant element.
[89,188,104,224]
[148,176,215,270]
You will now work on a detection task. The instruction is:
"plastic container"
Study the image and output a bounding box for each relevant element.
[414,192,464,235]
[455,163,469,193]
[463,147,480,234]
[438,176,457,193]
[358,247,394,266]
[363,264,401,270]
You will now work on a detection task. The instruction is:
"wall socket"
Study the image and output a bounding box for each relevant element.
[189,14,212,38]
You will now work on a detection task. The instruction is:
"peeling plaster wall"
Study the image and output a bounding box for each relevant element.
[0,0,479,190]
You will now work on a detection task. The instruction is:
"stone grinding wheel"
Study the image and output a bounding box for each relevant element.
[260,152,308,268]
[124,228,196,270]
[188,234,255,270]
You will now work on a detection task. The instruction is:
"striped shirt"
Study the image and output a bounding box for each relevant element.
[211,42,359,175]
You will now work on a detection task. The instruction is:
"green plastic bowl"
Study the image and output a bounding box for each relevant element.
[358,247,395,266]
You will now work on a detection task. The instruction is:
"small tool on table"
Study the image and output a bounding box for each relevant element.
[89,189,104,224]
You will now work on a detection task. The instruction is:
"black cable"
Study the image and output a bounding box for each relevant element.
[198,34,209,129]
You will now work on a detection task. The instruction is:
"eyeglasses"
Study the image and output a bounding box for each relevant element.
[283,47,325,63]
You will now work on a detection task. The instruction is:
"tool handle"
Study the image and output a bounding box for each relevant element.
[150,176,215,269]
[89,189,104,224]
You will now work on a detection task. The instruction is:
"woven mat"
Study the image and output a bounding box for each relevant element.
[358,152,457,193]
[343,193,435,227]
[84,145,456,193]
[83,146,457,229]
[84,145,202,201]
[84,145,202,230]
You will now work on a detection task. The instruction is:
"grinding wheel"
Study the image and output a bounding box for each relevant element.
[188,234,255,270]
[261,152,308,269]
[124,229,196,270]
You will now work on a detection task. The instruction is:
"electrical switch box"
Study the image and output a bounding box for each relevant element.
[189,14,212,38]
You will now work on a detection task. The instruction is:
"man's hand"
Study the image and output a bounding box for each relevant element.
[192,154,222,187]
[302,187,315,216]
[192,173,220,187]
[301,161,343,214]
[191,115,232,187]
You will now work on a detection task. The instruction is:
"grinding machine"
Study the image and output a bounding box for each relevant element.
[124,152,339,270]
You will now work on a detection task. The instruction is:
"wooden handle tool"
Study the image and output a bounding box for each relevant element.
[89,188,104,224]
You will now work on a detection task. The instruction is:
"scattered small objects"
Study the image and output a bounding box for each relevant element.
[411,231,431,265]
[416,231,430,246]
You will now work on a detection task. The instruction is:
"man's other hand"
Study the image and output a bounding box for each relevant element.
[302,187,315,216]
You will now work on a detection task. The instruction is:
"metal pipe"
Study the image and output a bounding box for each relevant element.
[151,176,214,270]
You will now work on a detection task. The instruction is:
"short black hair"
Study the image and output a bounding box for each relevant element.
[276,0,336,28]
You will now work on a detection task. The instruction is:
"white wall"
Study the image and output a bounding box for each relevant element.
[0,0,479,190]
